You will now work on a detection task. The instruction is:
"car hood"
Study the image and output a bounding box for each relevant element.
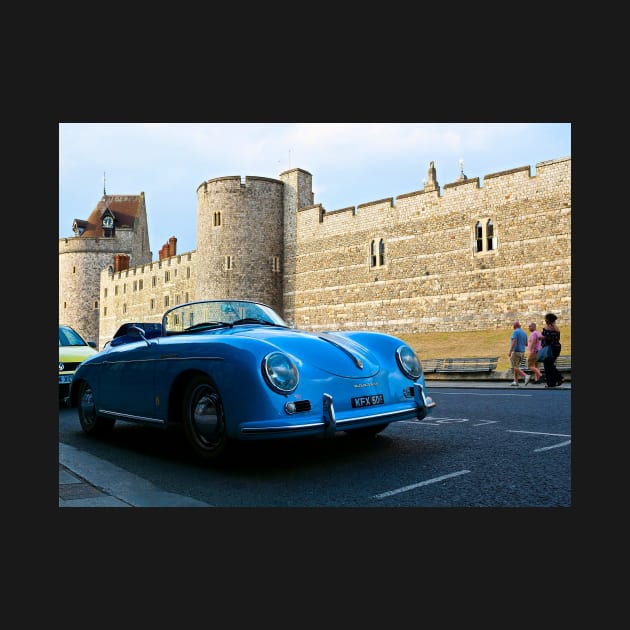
[231,327,382,377]
[59,346,98,363]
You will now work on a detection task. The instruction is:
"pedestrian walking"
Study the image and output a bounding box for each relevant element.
[541,312,564,388]
[508,321,529,386]
[527,322,543,384]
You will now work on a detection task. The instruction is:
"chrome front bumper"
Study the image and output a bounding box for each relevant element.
[239,383,436,436]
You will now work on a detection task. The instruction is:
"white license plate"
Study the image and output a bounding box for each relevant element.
[59,374,73,384]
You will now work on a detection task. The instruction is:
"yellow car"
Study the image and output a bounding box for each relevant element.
[59,325,98,405]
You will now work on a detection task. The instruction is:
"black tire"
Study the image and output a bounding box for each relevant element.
[181,375,229,461]
[345,422,389,438]
[77,380,115,435]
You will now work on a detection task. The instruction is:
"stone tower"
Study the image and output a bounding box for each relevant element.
[58,192,152,344]
[195,175,291,314]
[278,168,314,323]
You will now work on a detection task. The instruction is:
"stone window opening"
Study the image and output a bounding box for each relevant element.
[474,219,497,254]
[369,238,386,268]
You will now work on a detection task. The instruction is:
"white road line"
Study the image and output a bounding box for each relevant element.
[508,430,571,437]
[435,392,533,396]
[534,440,571,452]
[372,470,471,499]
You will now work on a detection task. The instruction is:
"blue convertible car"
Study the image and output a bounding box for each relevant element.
[70,299,436,461]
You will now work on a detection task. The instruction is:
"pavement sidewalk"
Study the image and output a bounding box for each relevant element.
[59,378,570,507]
[59,442,211,507]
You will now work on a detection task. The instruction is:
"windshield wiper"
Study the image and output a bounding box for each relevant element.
[232,318,275,326]
[184,321,234,331]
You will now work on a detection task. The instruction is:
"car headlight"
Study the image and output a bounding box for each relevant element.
[396,345,423,380]
[262,352,299,393]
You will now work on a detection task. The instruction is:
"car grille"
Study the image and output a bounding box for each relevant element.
[294,400,312,412]
[60,362,81,372]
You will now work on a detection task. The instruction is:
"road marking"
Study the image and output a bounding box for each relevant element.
[534,440,571,452]
[401,417,497,426]
[506,430,571,452]
[372,470,471,499]
[508,430,571,437]
[434,392,533,397]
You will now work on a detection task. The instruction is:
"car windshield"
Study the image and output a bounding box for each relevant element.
[59,326,88,347]
[162,300,288,335]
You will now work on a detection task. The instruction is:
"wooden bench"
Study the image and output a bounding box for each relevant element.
[422,358,442,373]
[521,355,572,373]
[435,357,499,373]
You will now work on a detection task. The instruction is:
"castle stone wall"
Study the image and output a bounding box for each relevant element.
[284,157,571,333]
[60,157,571,348]
[98,251,197,348]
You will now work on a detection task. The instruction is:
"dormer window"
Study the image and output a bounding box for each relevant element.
[72,220,85,236]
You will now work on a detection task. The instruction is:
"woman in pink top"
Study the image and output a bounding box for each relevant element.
[527,322,543,384]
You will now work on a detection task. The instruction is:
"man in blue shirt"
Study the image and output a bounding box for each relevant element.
[509,321,530,386]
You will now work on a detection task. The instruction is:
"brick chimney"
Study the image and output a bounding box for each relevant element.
[113,254,130,272]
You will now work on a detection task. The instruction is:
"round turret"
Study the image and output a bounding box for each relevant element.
[196,176,285,311]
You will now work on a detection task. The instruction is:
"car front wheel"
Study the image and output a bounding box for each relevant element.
[182,375,229,461]
[77,381,115,435]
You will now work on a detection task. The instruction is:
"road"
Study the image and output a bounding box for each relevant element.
[59,384,571,507]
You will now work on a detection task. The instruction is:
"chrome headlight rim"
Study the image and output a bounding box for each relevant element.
[262,351,299,393]
[396,345,423,380]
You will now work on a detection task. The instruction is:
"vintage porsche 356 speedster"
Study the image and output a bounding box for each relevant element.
[70,299,436,461]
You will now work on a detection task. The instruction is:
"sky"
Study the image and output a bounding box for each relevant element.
[59,123,571,257]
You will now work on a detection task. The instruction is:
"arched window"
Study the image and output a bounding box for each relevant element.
[370,238,386,268]
[475,221,483,253]
[486,220,495,251]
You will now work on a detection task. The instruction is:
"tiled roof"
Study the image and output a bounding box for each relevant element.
[78,194,143,238]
